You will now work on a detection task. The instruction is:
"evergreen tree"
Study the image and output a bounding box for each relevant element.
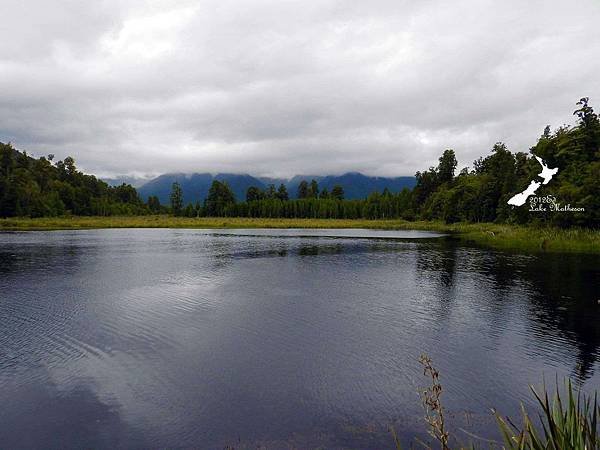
[147,195,161,213]
[0,143,14,178]
[265,184,276,199]
[205,180,235,216]
[437,149,457,184]
[276,183,289,201]
[297,180,309,199]
[573,97,600,159]
[308,179,319,198]
[331,185,344,200]
[246,186,263,202]
[170,182,183,216]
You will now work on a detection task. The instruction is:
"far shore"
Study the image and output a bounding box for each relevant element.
[1,216,598,254]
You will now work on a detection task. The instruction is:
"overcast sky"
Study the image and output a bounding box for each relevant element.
[1,0,599,178]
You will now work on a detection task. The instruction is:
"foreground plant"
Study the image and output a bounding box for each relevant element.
[495,380,599,449]
[395,356,600,449]
[419,354,451,449]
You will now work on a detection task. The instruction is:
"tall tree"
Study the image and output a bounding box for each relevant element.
[297,180,309,199]
[147,195,161,213]
[276,183,289,201]
[0,142,14,178]
[205,180,235,216]
[170,181,183,216]
[437,149,457,184]
[331,185,344,200]
[265,184,276,199]
[413,168,438,207]
[573,97,600,160]
[246,186,263,202]
[308,179,319,198]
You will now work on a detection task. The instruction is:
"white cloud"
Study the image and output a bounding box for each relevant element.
[1,0,599,178]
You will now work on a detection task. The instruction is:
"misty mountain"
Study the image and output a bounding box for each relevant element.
[137,173,265,204]
[262,173,415,200]
[137,172,416,205]
[317,173,415,199]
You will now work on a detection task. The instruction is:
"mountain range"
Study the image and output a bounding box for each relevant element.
[111,172,416,204]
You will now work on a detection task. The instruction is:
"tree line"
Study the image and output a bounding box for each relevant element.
[0,148,149,217]
[1,98,598,228]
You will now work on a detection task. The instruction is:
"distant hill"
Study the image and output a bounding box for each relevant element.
[317,173,415,199]
[274,172,416,200]
[137,173,266,204]
[137,172,416,204]
[266,173,415,199]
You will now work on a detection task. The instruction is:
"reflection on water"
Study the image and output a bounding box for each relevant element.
[0,229,598,449]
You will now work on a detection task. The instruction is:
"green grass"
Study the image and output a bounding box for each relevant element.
[0,216,598,254]
[433,222,600,254]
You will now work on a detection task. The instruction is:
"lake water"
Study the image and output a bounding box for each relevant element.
[1,229,599,449]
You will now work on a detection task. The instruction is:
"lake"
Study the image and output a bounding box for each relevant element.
[0,229,599,449]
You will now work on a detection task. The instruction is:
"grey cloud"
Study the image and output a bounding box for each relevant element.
[1,0,599,178]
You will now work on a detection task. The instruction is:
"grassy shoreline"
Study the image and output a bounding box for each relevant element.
[1,215,598,253]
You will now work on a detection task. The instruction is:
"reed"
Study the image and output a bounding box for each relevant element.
[396,356,600,449]
[495,380,599,450]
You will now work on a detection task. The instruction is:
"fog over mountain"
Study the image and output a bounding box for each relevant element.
[2,1,600,178]
[136,172,416,204]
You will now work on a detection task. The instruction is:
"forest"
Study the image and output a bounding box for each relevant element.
[1,98,598,228]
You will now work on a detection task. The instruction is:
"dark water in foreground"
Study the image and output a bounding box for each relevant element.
[0,229,599,449]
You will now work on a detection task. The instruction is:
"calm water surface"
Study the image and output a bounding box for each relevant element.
[0,229,599,449]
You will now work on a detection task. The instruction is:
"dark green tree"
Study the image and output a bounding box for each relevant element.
[308,179,319,198]
[147,195,161,213]
[170,181,184,216]
[297,180,309,199]
[413,168,438,208]
[246,186,263,202]
[114,183,140,204]
[437,149,457,184]
[0,142,14,178]
[205,180,235,216]
[331,185,344,200]
[573,97,600,159]
[265,184,276,199]
[276,183,289,201]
